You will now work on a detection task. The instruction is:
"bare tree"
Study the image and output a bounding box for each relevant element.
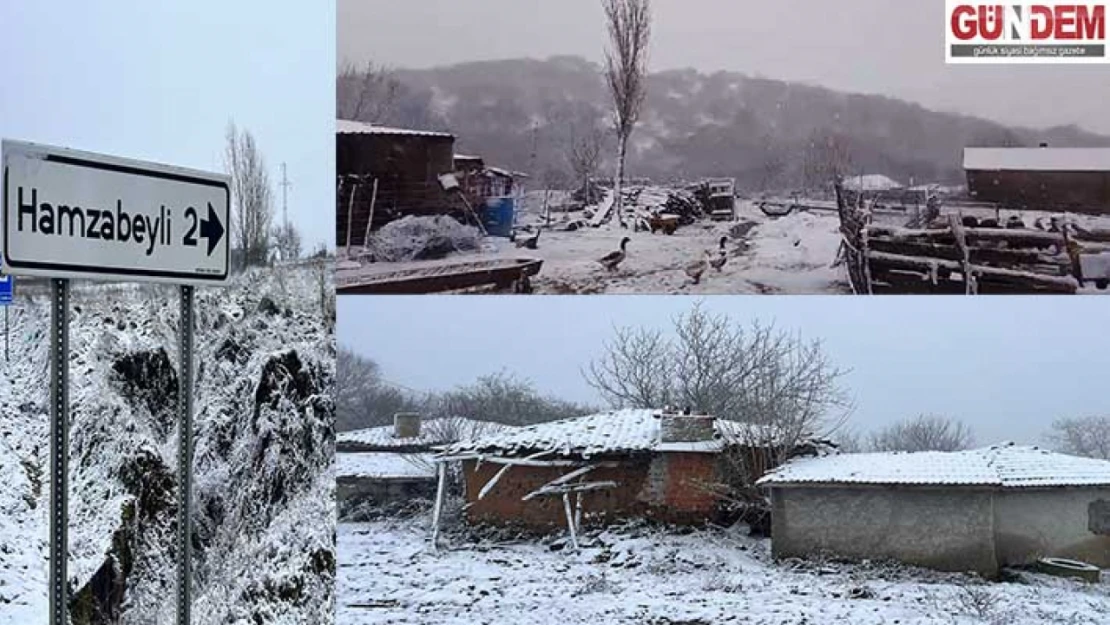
[336,60,400,123]
[273,221,303,261]
[602,0,652,227]
[1047,416,1110,460]
[435,371,596,427]
[803,129,854,192]
[584,302,854,446]
[225,122,274,267]
[584,303,853,533]
[868,414,975,452]
[567,122,604,205]
[336,348,421,431]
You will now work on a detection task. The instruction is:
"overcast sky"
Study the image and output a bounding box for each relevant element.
[340,295,1110,446]
[0,1,335,251]
[339,0,1110,134]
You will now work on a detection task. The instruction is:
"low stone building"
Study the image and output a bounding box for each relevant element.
[757,443,1110,577]
[337,414,505,512]
[336,451,437,512]
[436,409,825,531]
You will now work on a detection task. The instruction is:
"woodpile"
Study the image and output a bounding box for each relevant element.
[835,178,1079,295]
[588,185,706,230]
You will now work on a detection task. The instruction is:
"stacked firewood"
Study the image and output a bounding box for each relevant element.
[834,178,1078,295]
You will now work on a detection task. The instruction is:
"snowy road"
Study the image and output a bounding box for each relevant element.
[338,519,1110,625]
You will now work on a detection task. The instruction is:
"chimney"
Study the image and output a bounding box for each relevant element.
[659,411,716,443]
[393,412,422,438]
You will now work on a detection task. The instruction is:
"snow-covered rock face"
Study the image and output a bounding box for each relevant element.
[0,263,336,625]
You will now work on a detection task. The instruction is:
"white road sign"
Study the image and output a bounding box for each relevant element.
[2,140,230,285]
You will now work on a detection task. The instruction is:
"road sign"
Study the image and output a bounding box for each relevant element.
[0,274,11,305]
[3,140,229,625]
[2,140,229,285]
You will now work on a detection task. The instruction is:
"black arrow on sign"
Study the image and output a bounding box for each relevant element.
[199,203,225,256]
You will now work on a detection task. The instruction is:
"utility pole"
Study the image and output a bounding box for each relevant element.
[280,163,292,228]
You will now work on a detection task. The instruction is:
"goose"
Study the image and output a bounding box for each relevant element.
[516,228,541,250]
[598,237,631,272]
[685,250,712,285]
[709,236,728,271]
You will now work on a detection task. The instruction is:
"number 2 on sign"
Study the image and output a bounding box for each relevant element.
[184,206,198,247]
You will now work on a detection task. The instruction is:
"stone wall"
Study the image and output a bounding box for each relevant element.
[771,486,998,577]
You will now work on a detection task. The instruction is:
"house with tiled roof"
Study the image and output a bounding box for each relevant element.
[433,409,832,534]
[757,443,1110,576]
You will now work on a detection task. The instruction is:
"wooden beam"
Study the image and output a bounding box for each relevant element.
[524,480,618,500]
[430,461,447,550]
[562,493,579,551]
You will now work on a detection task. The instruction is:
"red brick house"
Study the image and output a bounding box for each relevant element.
[434,409,775,532]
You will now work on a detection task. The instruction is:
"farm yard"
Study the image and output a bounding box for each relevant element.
[338,517,1110,625]
[338,186,1110,295]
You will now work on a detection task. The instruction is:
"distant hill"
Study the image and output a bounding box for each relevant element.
[340,56,1110,190]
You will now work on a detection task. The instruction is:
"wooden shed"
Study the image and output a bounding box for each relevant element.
[963,147,1110,215]
[336,120,458,247]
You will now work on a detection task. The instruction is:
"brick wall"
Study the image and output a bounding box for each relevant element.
[462,451,722,530]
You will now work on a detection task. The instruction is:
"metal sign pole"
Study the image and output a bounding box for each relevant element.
[49,278,69,625]
[177,285,195,625]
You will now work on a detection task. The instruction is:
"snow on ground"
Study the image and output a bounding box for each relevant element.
[338,518,1110,625]
[343,189,1110,295]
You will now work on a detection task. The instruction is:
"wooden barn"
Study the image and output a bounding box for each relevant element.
[336,120,458,248]
[963,147,1110,215]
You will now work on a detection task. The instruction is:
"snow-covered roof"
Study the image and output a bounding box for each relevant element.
[758,443,1110,489]
[440,409,797,458]
[841,174,904,192]
[338,418,507,450]
[336,452,436,480]
[485,166,515,178]
[963,147,1110,172]
[336,119,454,139]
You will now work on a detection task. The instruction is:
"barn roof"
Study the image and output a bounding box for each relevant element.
[963,147,1110,172]
[336,119,455,139]
[439,409,809,458]
[757,443,1110,489]
[336,452,436,480]
[338,418,507,450]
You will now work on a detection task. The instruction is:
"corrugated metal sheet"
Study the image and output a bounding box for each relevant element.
[963,147,1110,172]
[336,119,454,138]
[758,443,1110,488]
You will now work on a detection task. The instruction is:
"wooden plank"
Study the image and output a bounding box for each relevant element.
[430,462,447,549]
[562,494,579,551]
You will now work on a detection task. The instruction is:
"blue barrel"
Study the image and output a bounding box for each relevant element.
[482,197,515,237]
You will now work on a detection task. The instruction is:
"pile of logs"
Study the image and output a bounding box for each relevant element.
[835,179,1079,295]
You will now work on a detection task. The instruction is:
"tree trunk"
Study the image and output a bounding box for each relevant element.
[615,137,628,228]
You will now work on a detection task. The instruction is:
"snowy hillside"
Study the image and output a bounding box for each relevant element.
[0,263,336,625]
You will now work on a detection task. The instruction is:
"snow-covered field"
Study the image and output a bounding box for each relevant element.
[338,518,1110,625]
[0,264,336,624]
[344,190,1110,295]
